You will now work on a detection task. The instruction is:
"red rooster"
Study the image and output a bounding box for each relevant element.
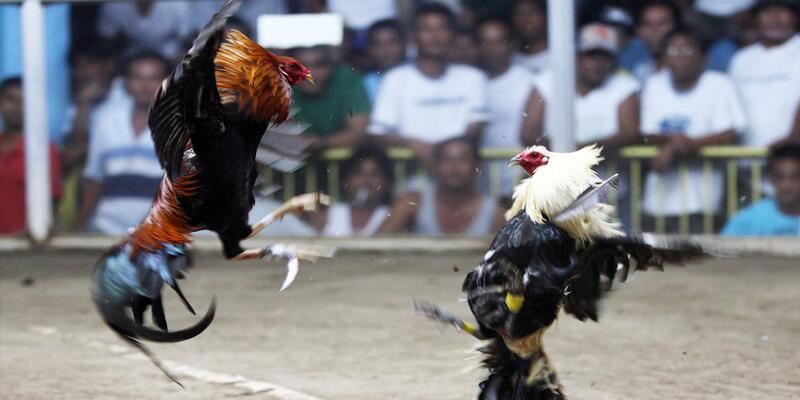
[92,0,331,385]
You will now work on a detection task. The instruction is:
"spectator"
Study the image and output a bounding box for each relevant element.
[597,6,635,50]
[379,137,505,235]
[369,2,488,167]
[97,0,192,60]
[722,143,800,235]
[511,0,550,74]
[528,23,641,152]
[0,77,62,235]
[61,42,118,174]
[79,52,168,234]
[291,46,370,149]
[474,17,537,199]
[619,0,682,81]
[308,145,393,236]
[729,0,800,148]
[450,28,480,65]
[363,19,406,103]
[640,29,746,232]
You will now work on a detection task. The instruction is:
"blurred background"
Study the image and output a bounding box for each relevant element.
[1,0,799,240]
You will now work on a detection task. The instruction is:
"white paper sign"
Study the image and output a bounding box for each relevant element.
[258,13,344,49]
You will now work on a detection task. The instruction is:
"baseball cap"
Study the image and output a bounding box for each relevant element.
[578,23,621,55]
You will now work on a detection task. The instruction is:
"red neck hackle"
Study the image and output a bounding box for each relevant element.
[214,29,312,124]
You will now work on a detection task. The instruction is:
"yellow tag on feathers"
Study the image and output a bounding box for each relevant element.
[505,293,525,313]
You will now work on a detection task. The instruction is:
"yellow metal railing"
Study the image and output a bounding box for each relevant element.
[274,146,768,235]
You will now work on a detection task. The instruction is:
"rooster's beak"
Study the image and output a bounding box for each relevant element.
[305,74,315,85]
[508,155,522,167]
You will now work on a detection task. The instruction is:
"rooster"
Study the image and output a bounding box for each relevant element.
[416,145,707,399]
[92,0,331,385]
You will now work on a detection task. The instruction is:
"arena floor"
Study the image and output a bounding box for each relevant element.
[1,249,798,399]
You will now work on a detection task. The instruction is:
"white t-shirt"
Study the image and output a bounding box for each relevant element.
[729,35,800,147]
[640,70,747,215]
[321,203,389,237]
[535,70,640,144]
[513,50,550,75]
[369,63,489,143]
[98,2,192,59]
[481,65,536,196]
[83,93,164,234]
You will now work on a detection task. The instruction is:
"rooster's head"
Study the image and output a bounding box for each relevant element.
[276,56,313,85]
[509,146,550,176]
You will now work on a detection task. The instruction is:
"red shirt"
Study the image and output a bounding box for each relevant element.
[0,133,62,234]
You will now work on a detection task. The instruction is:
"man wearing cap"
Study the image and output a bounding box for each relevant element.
[525,23,641,230]
[729,0,800,148]
[525,23,640,152]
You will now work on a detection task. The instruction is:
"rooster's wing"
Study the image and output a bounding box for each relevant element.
[148,0,241,180]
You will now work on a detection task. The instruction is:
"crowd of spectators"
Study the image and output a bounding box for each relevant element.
[1,0,799,237]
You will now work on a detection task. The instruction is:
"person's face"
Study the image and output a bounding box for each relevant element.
[637,5,676,52]
[757,5,798,44]
[0,85,23,131]
[769,158,800,211]
[73,56,115,86]
[512,1,547,41]
[344,158,388,205]
[368,28,405,71]
[415,14,453,59]
[435,141,478,190]
[477,22,514,69]
[450,32,479,65]
[125,59,166,108]
[294,48,334,95]
[577,50,616,88]
[663,35,705,83]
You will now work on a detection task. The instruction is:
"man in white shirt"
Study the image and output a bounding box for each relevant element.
[97,0,192,60]
[475,17,538,199]
[369,3,488,167]
[641,29,747,233]
[729,0,800,148]
[79,52,168,234]
[511,0,549,74]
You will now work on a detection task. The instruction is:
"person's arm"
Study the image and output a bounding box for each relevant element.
[377,192,420,234]
[62,83,107,171]
[78,179,102,230]
[306,208,328,232]
[584,93,641,151]
[772,102,800,148]
[520,88,546,146]
[318,113,369,148]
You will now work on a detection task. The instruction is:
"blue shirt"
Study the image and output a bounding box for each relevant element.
[721,198,800,236]
[363,71,382,104]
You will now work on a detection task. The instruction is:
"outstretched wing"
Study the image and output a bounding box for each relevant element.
[148,0,241,179]
[563,235,708,321]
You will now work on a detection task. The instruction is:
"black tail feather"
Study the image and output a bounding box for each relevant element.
[169,281,196,315]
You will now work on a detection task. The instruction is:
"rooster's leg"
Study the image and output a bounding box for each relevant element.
[246,192,330,238]
[232,243,335,292]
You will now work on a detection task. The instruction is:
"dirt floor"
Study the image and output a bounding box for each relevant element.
[1,250,798,400]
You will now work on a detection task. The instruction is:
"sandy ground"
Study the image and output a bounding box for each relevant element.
[0,250,798,400]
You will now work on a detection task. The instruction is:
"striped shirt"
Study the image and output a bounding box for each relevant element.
[83,95,162,234]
